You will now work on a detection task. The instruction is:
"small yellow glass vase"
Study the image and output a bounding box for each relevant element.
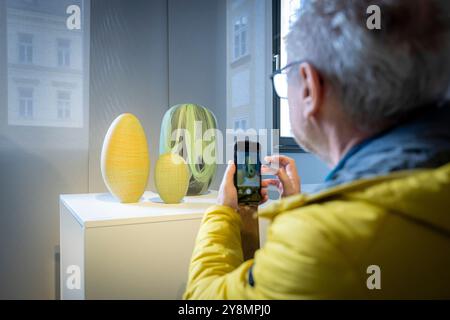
[101,113,150,203]
[155,153,190,204]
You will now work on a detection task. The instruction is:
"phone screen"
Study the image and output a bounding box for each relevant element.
[234,141,261,204]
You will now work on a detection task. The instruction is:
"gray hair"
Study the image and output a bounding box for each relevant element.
[286,0,450,130]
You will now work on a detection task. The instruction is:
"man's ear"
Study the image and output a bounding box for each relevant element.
[297,62,322,118]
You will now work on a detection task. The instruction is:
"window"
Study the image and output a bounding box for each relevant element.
[227,1,267,136]
[234,118,248,130]
[233,16,248,60]
[240,118,247,129]
[288,0,301,25]
[18,87,34,119]
[273,0,304,152]
[18,33,33,64]
[57,39,71,67]
[57,91,71,120]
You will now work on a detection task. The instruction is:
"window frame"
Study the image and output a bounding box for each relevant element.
[233,15,249,62]
[57,38,71,67]
[272,0,304,153]
[18,87,34,119]
[18,33,33,64]
[57,90,71,120]
[233,116,248,131]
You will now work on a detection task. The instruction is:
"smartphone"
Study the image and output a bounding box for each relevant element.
[234,139,262,204]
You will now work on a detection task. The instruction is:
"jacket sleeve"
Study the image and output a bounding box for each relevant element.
[183,205,254,299]
[184,201,365,299]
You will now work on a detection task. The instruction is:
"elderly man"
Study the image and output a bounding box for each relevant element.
[184,0,450,299]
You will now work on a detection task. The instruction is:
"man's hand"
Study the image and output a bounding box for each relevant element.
[262,155,301,197]
[217,161,270,210]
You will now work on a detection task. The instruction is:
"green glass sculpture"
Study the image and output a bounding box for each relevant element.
[159,104,217,195]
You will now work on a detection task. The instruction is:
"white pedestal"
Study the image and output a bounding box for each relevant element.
[59,191,218,300]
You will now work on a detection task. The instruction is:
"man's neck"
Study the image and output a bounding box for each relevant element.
[327,125,373,167]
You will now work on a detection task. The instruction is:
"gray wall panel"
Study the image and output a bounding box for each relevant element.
[88,0,169,193]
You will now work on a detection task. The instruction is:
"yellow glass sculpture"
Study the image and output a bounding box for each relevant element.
[155,153,190,204]
[101,113,150,203]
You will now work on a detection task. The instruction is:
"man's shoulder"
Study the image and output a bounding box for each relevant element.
[260,162,450,219]
[260,162,450,246]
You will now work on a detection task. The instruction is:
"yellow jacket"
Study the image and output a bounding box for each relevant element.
[184,163,450,299]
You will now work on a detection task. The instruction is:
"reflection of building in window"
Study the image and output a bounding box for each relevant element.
[7,0,85,128]
[233,117,248,130]
[227,0,267,134]
[18,87,34,119]
[57,91,71,120]
[57,39,71,67]
[18,33,33,64]
[233,16,248,60]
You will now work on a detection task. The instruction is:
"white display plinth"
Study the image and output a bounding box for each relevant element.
[60,190,218,300]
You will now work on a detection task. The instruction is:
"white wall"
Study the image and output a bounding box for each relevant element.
[0,0,89,299]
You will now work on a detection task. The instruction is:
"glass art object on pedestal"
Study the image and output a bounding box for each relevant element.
[101,113,150,203]
[154,153,190,204]
[159,104,217,195]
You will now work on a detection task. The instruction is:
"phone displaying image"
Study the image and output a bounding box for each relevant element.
[234,140,262,204]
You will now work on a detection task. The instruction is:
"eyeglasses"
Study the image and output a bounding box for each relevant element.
[270,60,304,99]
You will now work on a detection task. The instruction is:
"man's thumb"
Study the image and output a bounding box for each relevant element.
[226,160,236,180]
